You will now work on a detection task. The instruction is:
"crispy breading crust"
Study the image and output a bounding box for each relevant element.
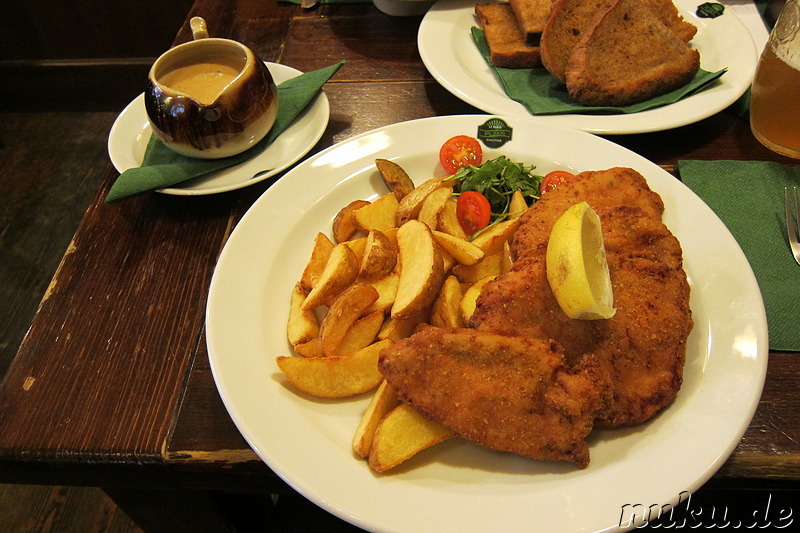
[472,168,692,427]
[379,327,611,468]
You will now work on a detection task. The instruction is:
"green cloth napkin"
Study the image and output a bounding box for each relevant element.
[106,61,345,203]
[678,159,800,352]
[471,28,727,116]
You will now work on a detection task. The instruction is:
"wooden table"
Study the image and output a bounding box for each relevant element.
[0,1,797,531]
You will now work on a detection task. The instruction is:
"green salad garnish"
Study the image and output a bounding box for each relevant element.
[445,156,543,223]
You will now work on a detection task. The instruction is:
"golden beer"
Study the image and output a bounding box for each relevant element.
[750,0,800,159]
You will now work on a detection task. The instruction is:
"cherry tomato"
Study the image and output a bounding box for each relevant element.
[456,191,492,235]
[439,135,483,174]
[541,170,576,193]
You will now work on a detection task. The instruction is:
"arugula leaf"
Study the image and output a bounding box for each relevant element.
[445,156,543,223]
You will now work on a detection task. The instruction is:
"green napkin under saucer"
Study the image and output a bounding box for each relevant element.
[471,28,727,116]
[106,61,345,203]
[678,159,800,352]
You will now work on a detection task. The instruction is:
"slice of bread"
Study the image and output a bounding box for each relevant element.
[540,0,613,83]
[508,0,555,46]
[646,0,697,42]
[475,3,542,69]
[565,0,700,106]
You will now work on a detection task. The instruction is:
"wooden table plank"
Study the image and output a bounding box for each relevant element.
[0,174,236,462]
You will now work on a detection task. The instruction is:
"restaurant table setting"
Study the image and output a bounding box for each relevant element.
[0,0,798,532]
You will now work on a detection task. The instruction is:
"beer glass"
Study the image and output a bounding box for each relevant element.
[750,0,800,158]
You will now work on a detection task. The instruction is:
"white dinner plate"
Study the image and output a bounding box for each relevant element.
[107,63,330,196]
[418,0,758,135]
[206,115,768,533]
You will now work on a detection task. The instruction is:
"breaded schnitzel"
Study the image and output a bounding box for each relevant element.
[378,327,611,468]
[471,170,692,427]
[511,167,666,259]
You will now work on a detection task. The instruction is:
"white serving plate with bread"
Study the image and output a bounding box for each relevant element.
[418,0,757,134]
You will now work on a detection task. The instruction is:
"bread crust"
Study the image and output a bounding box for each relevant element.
[476,3,542,69]
[540,0,613,83]
[564,0,700,106]
[508,0,554,46]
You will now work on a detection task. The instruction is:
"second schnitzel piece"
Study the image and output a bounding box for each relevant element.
[471,169,692,427]
[512,167,666,259]
[378,327,611,468]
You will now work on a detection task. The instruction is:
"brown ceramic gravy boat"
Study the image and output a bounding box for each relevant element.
[145,17,278,159]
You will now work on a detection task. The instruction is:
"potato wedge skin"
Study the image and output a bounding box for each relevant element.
[368,403,454,473]
[392,220,445,320]
[276,339,390,398]
[375,158,415,200]
[333,199,370,243]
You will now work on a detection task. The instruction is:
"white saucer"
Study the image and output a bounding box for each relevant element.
[107,63,331,196]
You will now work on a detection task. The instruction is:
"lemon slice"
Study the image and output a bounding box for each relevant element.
[545,201,616,320]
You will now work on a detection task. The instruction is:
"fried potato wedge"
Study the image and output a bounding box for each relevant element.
[293,338,323,358]
[417,186,452,230]
[509,190,529,218]
[470,218,520,255]
[353,193,399,234]
[287,283,320,346]
[452,251,504,283]
[358,230,397,281]
[396,176,449,226]
[361,273,399,314]
[501,240,514,273]
[375,158,415,200]
[302,243,359,310]
[430,275,465,328]
[377,311,429,342]
[333,199,370,243]
[276,339,390,398]
[320,285,380,357]
[353,380,400,458]
[460,275,497,323]
[300,233,335,292]
[432,230,485,266]
[368,403,454,473]
[392,220,445,320]
[437,198,468,240]
[337,310,384,356]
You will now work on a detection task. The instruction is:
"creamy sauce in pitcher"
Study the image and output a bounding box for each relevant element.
[160,59,242,105]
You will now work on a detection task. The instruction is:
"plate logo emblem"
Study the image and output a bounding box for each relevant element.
[477,118,512,148]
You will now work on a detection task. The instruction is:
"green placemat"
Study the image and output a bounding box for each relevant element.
[678,159,800,352]
[106,61,345,203]
[471,28,727,116]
